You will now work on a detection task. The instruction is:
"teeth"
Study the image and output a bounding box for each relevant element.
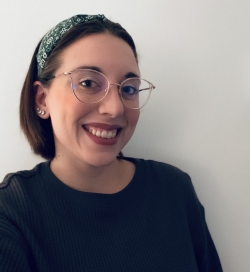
[88,127,118,139]
[107,131,113,139]
[101,131,108,138]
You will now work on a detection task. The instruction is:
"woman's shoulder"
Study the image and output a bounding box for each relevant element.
[126,156,191,183]
[125,156,201,214]
[125,156,196,196]
[0,162,52,227]
[0,162,48,200]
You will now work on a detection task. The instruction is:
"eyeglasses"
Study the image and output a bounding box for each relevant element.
[53,69,155,109]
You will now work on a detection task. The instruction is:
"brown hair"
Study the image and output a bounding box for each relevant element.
[20,19,138,160]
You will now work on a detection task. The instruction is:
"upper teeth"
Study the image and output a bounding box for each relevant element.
[88,127,117,139]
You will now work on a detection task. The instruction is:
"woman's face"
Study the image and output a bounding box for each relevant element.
[39,33,140,167]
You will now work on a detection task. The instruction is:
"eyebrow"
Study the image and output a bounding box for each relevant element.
[74,65,140,79]
[75,65,103,73]
[124,72,140,79]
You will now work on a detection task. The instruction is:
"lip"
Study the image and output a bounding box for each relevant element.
[82,123,123,146]
[84,123,123,130]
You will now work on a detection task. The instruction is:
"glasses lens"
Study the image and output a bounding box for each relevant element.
[71,70,108,103]
[120,78,151,109]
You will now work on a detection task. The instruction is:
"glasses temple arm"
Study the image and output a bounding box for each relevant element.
[139,85,155,92]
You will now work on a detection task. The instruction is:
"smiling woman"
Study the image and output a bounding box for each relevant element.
[0,14,222,272]
[34,32,142,187]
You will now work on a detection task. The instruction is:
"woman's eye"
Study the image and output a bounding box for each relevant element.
[121,86,138,95]
[77,79,103,94]
[80,80,97,88]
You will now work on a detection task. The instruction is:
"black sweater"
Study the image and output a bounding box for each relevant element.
[0,158,223,271]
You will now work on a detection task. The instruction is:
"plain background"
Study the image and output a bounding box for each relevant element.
[0,0,250,271]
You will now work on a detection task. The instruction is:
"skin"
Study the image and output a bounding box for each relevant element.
[34,33,140,193]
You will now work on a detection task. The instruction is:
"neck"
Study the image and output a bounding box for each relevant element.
[50,156,135,194]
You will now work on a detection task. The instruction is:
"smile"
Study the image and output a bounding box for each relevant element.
[87,127,118,139]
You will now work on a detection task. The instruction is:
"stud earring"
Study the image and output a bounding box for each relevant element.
[36,107,45,115]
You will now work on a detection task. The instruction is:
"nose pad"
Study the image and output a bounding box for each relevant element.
[109,83,121,92]
[99,83,124,117]
[108,83,123,101]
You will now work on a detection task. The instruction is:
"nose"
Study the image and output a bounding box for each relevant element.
[98,84,124,117]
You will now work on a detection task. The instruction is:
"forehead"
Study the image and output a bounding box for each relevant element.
[58,33,139,75]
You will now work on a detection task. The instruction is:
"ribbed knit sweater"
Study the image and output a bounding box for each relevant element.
[0,158,222,271]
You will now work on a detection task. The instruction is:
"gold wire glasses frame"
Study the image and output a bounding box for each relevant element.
[53,69,155,109]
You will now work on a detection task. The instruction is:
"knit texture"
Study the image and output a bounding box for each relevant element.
[0,158,223,271]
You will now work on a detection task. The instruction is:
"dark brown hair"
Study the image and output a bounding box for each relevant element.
[20,19,138,160]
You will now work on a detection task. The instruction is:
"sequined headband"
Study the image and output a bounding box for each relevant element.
[36,14,107,75]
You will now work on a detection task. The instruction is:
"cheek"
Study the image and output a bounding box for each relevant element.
[126,110,140,129]
[47,88,82,118]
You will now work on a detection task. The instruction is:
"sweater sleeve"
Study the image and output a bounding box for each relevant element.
[0,234,33,272]
[183,174,223,272]
[0,180,34,272]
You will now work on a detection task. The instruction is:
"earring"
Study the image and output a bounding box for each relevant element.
[36,107,45,115]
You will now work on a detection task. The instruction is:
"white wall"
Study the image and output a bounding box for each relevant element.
[0,0,249,271]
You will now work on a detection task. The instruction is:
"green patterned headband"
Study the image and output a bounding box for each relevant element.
[36,14,107,75]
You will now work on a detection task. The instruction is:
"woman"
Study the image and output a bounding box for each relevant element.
[0,14,223,271]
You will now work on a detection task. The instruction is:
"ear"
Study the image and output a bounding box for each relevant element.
[34,81,50,119]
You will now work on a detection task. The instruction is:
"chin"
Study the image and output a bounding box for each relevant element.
[80,151,120,168]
